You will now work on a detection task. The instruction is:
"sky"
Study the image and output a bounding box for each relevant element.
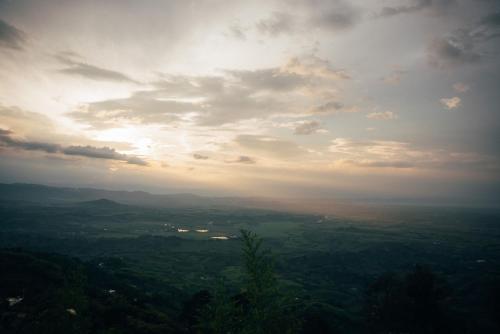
[0,0,499,204]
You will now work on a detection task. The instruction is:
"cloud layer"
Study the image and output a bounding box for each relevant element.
[0,129,147,165]
[68,55,351,128]
[0,0,499,202]
[57,53,137,83]
[0,19,25,49]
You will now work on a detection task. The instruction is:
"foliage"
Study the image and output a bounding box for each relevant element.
[1,197,500,333]
[0,251,184,334]
[198,230,300,334]
[364,265,455,334]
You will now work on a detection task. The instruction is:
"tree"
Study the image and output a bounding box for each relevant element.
[364,265,452,334]
[198,230,300,334]
[239,229,299,334]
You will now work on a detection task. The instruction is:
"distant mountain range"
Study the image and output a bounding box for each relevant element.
[0,183,247,209]
[2,183,489,218]
[77,198,127,208]
[0,183,352,216]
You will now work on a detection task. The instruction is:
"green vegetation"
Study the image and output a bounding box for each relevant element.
[199,230,300,334]
[1,187,499,333]
[0,250,185,333]
[2,232,499,333]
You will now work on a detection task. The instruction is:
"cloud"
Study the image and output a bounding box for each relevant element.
[453,82,469,93]
[382,68,406,85]
[310,100,358,115]
[235,134,303,157]
[283,56,350,80]
[378,0,457,18]
[339,159,415,169]
[293,120,322,135]
[226,155,256,164]
[479,11,500,27]
[428,34,481,68]
[366,111,398,120]
[227,23,247,40]
[226,68,306,92]
[427,10,500,68]
[252,1,362,38]
[0,19,25,50]
[474,11,500,42]
[248,0,362,35]
[69,55,349,127]
[301,0,362,31]
[56,53,137,83]
[329,138,408,154]
[0,129,147,166]
[193,153,209,160]
[256,12,295,36]
[440,96,461,109]
[226,56,349,92]
[329,138,420,168]
[196,89,279,126]
[60,63,137,83]
[0,105,134,151]
[70,76,270,128]
[0,105,54,135]
[328,137,499,172]
[311,101,342,113]
[0,129,60,153]
[68,92,191,129]
[62,145,147,165]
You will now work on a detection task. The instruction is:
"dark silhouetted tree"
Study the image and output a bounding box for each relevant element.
[364,265,452,334]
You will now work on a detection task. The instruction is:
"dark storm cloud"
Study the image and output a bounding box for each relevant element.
[56,53,137,83]
[0,19,25,50]
[0,129,147,166]
[378,0,456,18]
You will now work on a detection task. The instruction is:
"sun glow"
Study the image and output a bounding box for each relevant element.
[92,127,152,155]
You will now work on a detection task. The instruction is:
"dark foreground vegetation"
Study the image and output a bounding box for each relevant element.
[1,184,499,333]
[1,231,499,333]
